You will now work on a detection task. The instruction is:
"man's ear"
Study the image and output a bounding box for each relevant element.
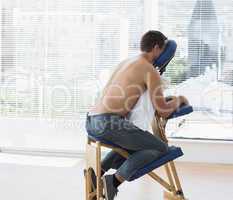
[153,44,159,50]
[152,44,160,55]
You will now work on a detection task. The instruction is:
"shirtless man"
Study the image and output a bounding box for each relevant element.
[85,30,188,200]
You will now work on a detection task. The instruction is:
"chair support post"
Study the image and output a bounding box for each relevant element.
[169,161,184,195]
[84,111,188,200]
[96,141,102,200]
[152,111,187,199]
[164,164,176,193]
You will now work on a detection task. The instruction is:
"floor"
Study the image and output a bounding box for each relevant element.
[0,153,233,200]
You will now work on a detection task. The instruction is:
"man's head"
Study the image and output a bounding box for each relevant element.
[140,30,167,59]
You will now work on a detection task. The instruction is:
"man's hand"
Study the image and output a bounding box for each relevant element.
[165,95,177,102]
[178,95,189,106]
[166,95,189,107]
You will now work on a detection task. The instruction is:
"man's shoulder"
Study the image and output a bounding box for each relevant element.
[131,57,154,71]
[141,63,161,83]
[138,60,160,76]
[122,56,160,77]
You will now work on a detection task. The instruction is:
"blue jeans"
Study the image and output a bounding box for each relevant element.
[85,112,168,181]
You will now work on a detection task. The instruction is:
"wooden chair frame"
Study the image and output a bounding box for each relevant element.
[84,112,187,200]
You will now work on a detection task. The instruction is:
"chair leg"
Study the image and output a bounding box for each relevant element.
[163,161,188,200]
[84,169,89,200]
[96,142,103,200]
[169,161,183,194]
[85,141,104,200]
[164,191,187,200]
[84,168,96,200]
[152,114,188,199]
[164,164,176,193]
[85,142,96,200]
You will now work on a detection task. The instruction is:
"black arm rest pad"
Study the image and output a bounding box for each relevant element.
[167,104,193,119]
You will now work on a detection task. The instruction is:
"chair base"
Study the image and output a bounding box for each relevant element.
[85,111,189,200]
[164,191,188,200]
[85,140,105,200]
[84,168,104,200]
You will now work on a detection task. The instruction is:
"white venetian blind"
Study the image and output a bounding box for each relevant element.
[0,0,146,151]
[157,0,233,140]
[0,0,232,151]
[0,0,145,120]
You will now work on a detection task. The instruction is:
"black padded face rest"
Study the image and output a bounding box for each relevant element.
[153,40,177,75]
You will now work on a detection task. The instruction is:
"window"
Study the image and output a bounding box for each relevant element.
[0,0,232,153]
[156,0,233,140]
[0,0,145,151]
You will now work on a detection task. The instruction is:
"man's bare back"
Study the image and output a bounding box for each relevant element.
[91,30,188,118]
[91,56,153,116]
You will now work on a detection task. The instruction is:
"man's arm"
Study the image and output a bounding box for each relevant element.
[144,65,183,118]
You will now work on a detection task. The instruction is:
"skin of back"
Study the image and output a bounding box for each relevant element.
[91,55,179,118]
[91,31,188,118]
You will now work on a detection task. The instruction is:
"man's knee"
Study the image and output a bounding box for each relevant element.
[160,142,169,154]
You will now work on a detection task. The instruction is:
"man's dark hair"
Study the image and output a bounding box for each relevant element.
[140,30,167,52]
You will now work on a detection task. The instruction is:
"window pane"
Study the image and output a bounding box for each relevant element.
[157,0,233,140]
[0,0,232,153]
[0,0,145,151]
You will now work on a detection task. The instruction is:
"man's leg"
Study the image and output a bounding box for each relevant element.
[101,151,126,174]
[86,114,168,199]
[101,120,168,200]
[102,118,168,181]
[115,149,165,181]
[101,148,135,174]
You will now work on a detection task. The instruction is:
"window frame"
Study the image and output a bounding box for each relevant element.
[144,0,233,162]
[0,0,232,165]
[170,138,233,164]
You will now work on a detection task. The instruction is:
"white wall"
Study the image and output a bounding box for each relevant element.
[0,154,232,200]
[0,118,86,151]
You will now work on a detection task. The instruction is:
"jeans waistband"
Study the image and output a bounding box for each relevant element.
[86,112,126,119]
